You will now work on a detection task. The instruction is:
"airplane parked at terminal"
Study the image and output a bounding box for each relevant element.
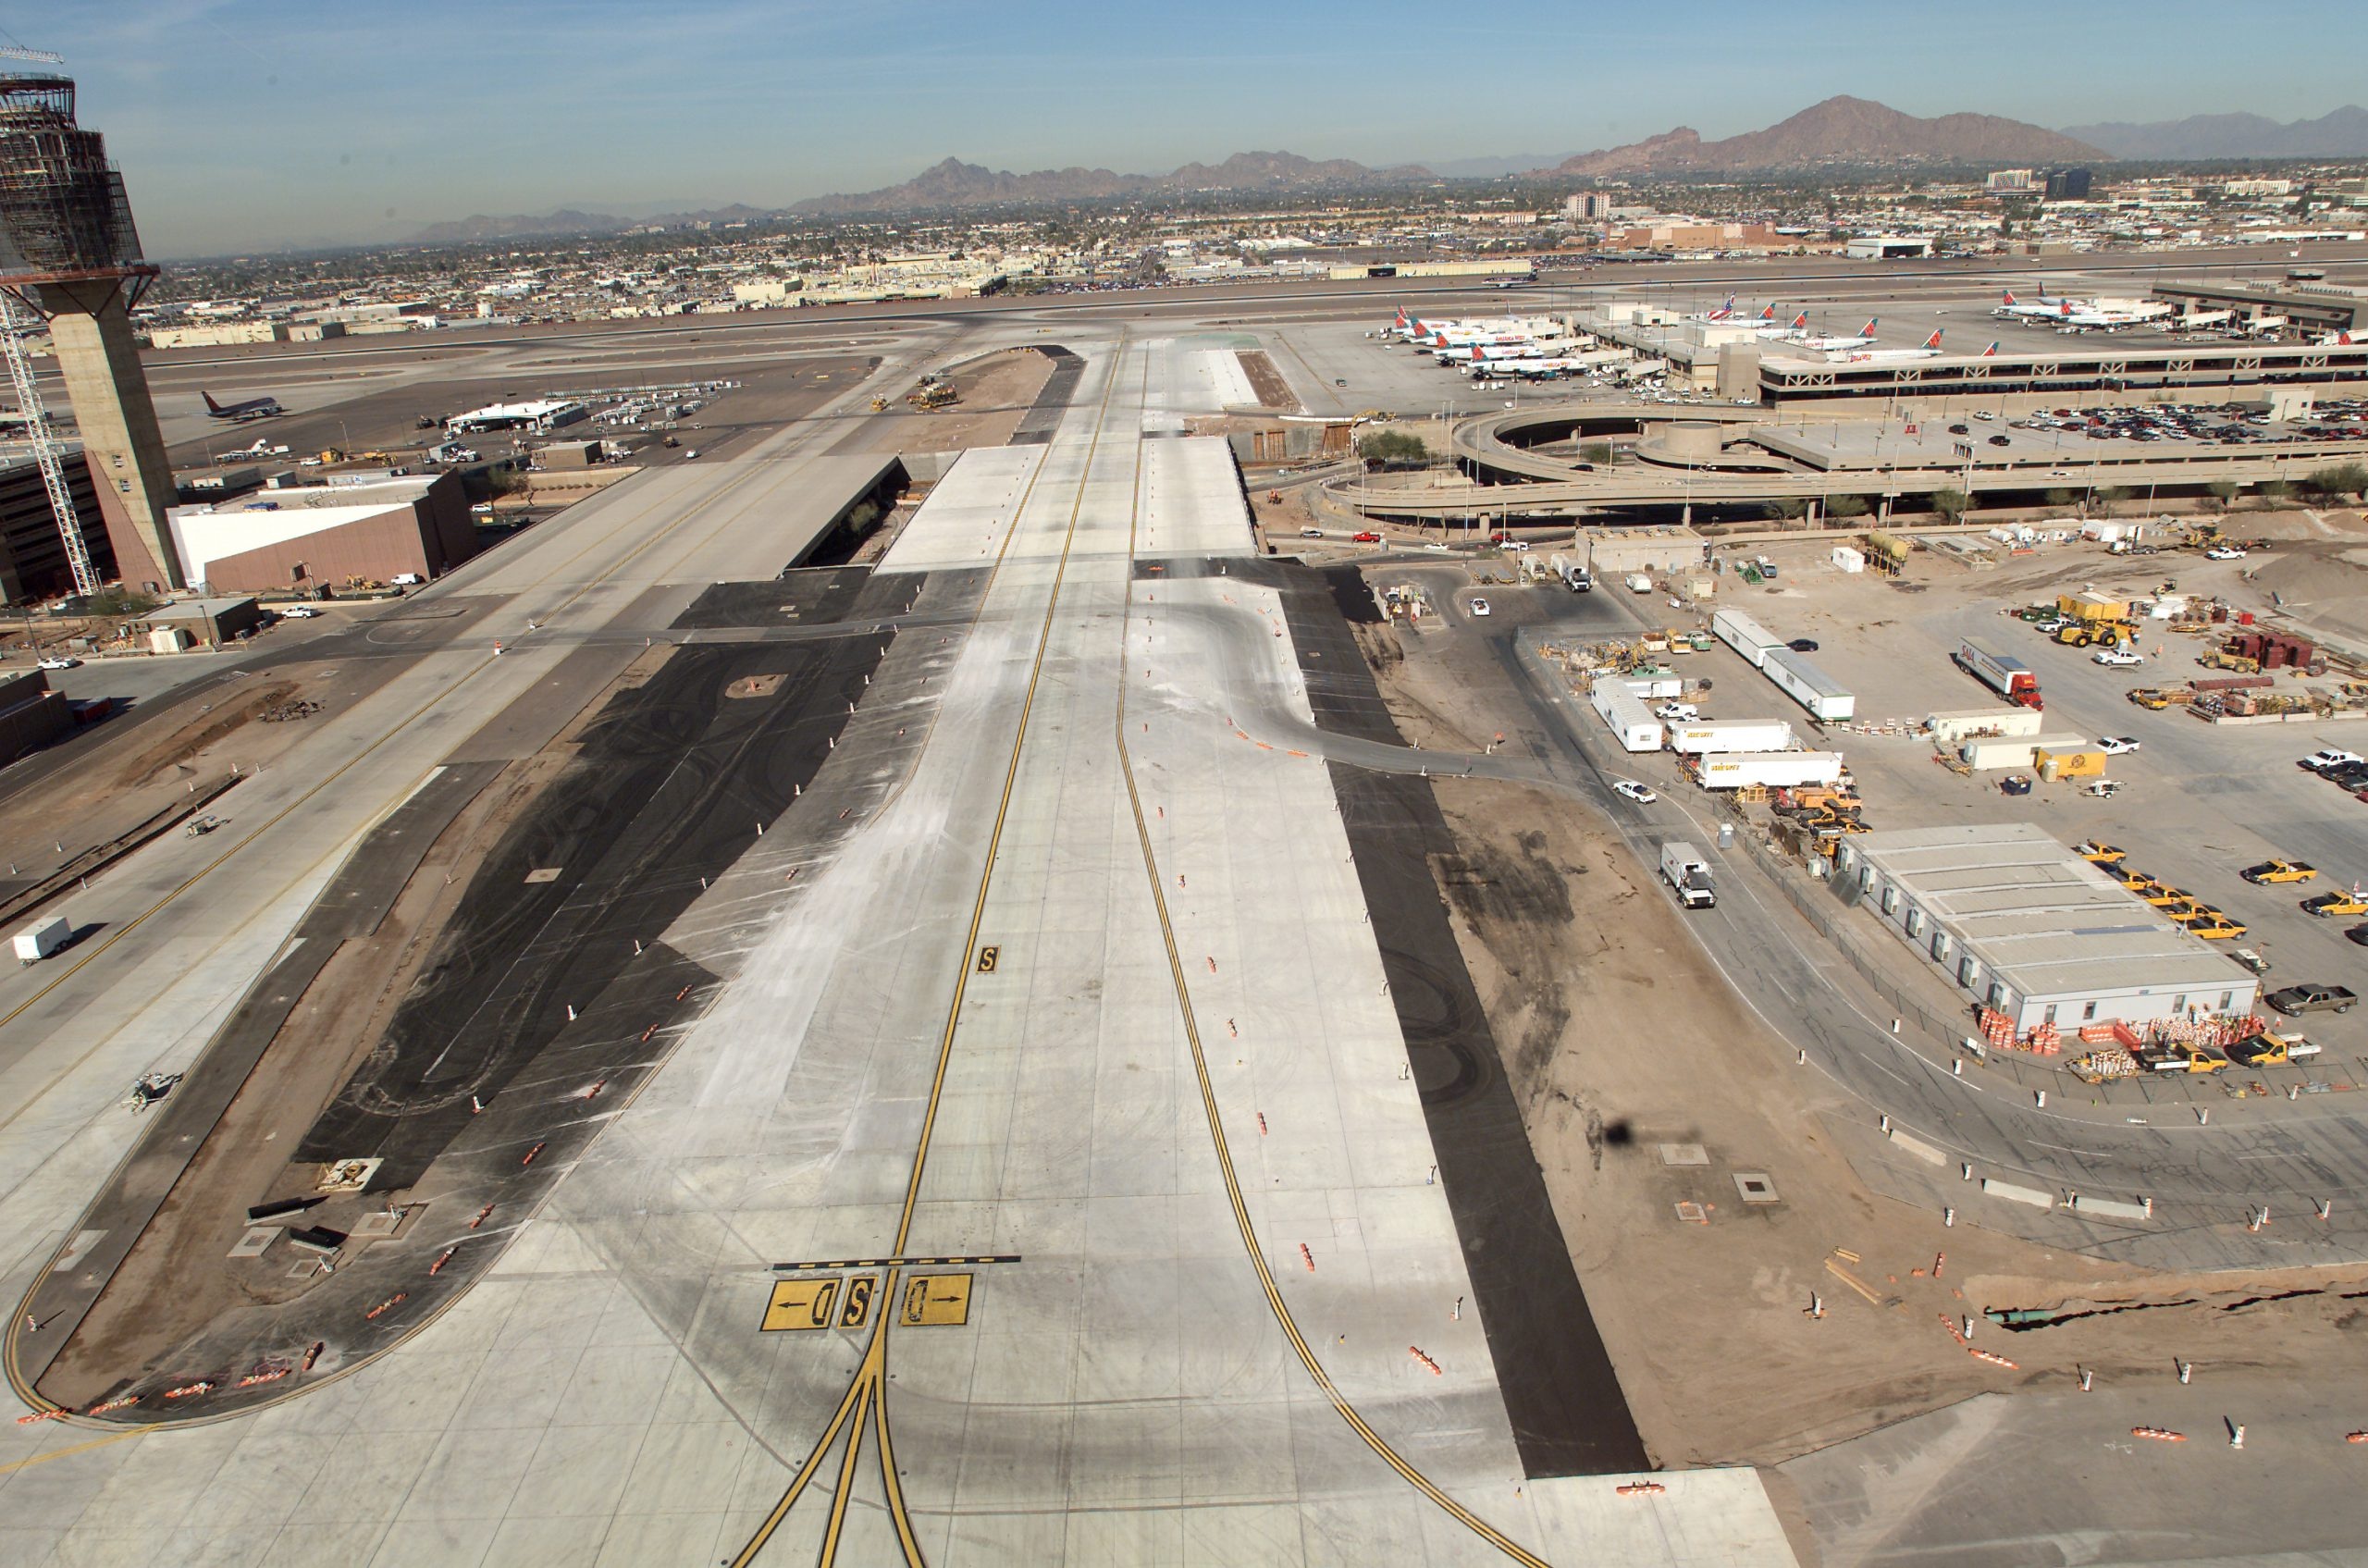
[1794,318,1881,351]
[1837,327,1945,363]
[1992,287,2070,322]
[202,389,284,422]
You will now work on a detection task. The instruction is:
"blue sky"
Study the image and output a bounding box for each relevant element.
[17,0,2365,256]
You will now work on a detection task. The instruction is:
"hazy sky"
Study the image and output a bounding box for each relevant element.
[17,0,2365,256]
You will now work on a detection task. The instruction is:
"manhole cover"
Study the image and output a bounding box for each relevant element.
[1734,1172,1780,1205]
[1673,1202,1709,1225]
[1659,1143,1709,1167]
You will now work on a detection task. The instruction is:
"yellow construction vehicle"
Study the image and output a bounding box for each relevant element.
[2055,619,2136,649]
[907,381,957,411]
[2200,647,2260,673]
[870,394,889,413]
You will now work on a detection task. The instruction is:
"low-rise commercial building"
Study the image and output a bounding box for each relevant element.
[166,472,478,595]
[1835,822,2258,1033]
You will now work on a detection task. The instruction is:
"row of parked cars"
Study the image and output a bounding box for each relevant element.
[2010,401,2362,447]
[2301,747,2368,802]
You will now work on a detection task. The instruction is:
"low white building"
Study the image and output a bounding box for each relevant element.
[1835,822,2258,1033]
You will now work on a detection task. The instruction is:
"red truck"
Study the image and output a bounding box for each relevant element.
[1955,638,2043,710]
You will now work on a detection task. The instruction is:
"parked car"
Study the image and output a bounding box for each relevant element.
[2240,859,2316,884]
[2093,648,2145,666]
[2204,546,2248,561]
[2094,736,2140,755]
[35,655,79,670]
[1786,637,1819,652]
[279,606,320,619]
[1468,598,1492,617]
[1654,702,1698,722]
[1611,780,1658,804]
[2266,983,2357,1016]
[2301,749,2364,772]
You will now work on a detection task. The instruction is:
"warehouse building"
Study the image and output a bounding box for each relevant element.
[1835,822,2258,1032]
[166,471,478,595]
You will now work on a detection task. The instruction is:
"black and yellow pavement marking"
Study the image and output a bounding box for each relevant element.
[900,1274,972,1327]
[760,1278,840,1332]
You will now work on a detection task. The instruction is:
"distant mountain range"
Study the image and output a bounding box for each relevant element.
[401,97,2368,245]
[787,152,1433,216]
[1542,96,2104,177]
[2059,105,2368,160]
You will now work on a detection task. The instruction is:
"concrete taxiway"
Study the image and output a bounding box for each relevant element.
[0,323,1798,1565]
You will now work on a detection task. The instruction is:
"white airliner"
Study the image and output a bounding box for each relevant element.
[1794,317,1881,352]
[1835,327,1946,363]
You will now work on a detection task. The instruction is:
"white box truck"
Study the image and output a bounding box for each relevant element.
[1659,842,1716,909]
[14,914,69,963]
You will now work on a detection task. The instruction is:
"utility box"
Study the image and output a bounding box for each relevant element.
[150,626,192,654]
[14,914,69,963]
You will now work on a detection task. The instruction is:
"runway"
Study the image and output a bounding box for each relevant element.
[0,306,1803,1562]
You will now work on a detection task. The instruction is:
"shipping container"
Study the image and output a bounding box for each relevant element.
[1762,648,1856,722]
[1667,719,1796,755]
[1622,676,1685,700]
[1711,608,1783,669]
[1589,677,1665,752]
[1926,707,2047,745]
[2035,747,2108,780]
[1696,751,1846,789]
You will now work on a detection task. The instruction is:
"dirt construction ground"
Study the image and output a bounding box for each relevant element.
[853,345,1054,453]
[1358,621,2368,1470]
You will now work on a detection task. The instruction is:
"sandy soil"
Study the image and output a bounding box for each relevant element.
[1237,350,1299,413]
[1357,614,2368,1469]
[0,662,371,900]
[857,346,1054,453]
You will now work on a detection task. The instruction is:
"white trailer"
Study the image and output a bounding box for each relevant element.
[13,914,68,963]
[1667,719,1797,755]
[1927,707,2047,746]
[1711,608,1784,669]
[1622,676,1685,700]
[1589,676,1665,752]
[1696,751,1847,790]
[1958,732,2099,771]
[1763,648,1856,722]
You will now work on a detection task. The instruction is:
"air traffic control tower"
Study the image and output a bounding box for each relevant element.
[0,58,182,589]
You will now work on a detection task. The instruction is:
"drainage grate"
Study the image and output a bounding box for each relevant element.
[1733,1172,1781,1204]
[1673,1201,1709,1224]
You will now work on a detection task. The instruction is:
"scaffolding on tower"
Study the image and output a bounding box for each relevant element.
[0,44,162,598]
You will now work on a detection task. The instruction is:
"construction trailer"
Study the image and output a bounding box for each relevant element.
[1711,608,1783,669]
[1589,676,1665,752]
[1762,648,1856,722]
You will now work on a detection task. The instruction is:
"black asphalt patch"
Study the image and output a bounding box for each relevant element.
[1008,346,1082,445]
[670,567,875,630]
[1262,558,1651,1478]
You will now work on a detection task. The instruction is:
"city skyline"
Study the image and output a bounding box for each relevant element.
[20,0,2368,254]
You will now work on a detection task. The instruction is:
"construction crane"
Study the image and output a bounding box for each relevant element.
[0,290,97,598]
[0,44,99,598]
